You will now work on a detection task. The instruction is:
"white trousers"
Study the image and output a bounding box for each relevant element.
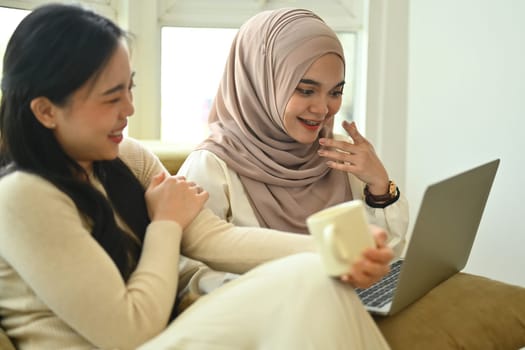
[139,253,390,350]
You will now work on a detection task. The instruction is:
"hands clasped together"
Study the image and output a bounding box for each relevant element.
[145,173,208,228]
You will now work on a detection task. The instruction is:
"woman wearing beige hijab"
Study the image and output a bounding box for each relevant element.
[179,8,409,257]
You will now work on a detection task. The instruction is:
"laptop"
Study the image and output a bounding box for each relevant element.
[355,159,500,316]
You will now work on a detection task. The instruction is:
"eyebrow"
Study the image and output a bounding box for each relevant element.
[101,71,135,96]
[299,78,345,89]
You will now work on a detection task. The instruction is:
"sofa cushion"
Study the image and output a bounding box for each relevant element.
[375,272,525,349]
[2,273,523,349]
[0,326,16,350]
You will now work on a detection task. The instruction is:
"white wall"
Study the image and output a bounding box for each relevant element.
[406,0,525,286]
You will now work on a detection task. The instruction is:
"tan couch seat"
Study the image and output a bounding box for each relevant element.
[2,272,524,349]
[376,272,525,349]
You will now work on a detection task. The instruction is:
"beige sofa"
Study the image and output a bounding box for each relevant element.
[2,155,524,349]
[2,271,525,349]
[375,272,525,349]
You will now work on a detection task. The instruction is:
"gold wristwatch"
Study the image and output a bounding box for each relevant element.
[364,180,397,201]
[364,180,400,208]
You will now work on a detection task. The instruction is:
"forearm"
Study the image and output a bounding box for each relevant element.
[181,208,317,274]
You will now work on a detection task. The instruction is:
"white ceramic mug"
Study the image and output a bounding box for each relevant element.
[306,200,375,276]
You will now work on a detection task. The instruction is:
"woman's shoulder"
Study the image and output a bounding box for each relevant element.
[0,171,69,209]
[178,149,229,176]
[0,171,52,193]
[185,149,226,163]
[118,137,164,185]
[118,137,152,161]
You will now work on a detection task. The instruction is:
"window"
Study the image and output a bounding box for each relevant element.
[160,27,357,144]
[0,0,119,101]
[160,27,237,145]
[333,32,357,135]
[0,7,30,99]
[151,0,366,145]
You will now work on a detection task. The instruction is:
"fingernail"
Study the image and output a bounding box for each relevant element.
[319,138,326,145]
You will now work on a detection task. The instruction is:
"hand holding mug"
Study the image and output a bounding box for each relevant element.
[340,227,394,289]
[306,200,376,276]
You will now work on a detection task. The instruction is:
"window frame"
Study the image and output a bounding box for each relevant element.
[127,0,367,141]
[0,0,120,20]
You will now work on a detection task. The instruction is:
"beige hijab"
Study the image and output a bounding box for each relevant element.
[198,8,352,233]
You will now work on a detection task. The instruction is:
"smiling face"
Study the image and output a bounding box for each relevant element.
[282,53,345,144]
[50,40,135,171]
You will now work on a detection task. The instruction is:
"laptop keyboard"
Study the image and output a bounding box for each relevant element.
[355,259,404,308]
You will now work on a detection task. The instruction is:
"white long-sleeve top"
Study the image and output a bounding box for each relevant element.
[178,148,409,257]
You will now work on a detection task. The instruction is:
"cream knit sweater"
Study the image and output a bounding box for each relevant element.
[0,138,315,350]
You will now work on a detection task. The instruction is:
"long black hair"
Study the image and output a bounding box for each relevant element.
[0,4,149,280]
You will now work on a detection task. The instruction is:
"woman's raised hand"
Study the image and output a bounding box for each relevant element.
[145,172,209,229]
[318,120,390,195]
[340,225,394,289]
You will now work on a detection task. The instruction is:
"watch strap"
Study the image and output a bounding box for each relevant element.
[364,180,400,208]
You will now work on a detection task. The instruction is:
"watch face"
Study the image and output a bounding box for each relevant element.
[388,181,397,197]
[365,181,395,201]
